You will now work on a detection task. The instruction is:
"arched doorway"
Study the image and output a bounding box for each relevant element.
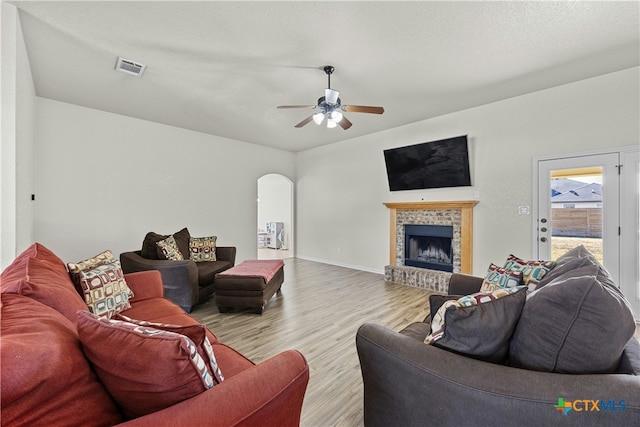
[257,174,293,259]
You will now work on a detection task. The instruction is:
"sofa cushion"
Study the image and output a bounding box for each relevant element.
[209,342,256,379]
[141,227,190,260]
[502,254,554,291]
[122,297,191,321]
[535,244,599,289]
[509,263,636,373]
[1,256,87,323]
[74,259,134,318]
[197,260,234,287]
[114,314,224,383]
[156,235,184,260]
[1,242,69,294]
[399,322,431,341]
[1,294,123,426]
[426,287,527,364]
[479,263,523,292]
[77,311,217,419]
[189,236,217,262]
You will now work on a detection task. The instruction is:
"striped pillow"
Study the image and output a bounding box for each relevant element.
[77,311,219,419]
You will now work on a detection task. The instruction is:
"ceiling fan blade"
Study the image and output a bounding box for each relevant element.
[277,105,316,109]
[343,105,385,114]
[339,116,353,130]
[294,115,314,128]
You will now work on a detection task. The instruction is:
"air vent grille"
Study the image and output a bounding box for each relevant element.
[115,57,146,77]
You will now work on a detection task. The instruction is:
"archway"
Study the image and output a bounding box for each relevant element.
[257,174,294,259]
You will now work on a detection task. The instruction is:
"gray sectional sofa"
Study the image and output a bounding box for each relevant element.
[357,246,640,426]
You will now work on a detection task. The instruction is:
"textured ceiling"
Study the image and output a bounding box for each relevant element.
[13,1,640,152]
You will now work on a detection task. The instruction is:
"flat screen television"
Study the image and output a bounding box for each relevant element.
[383,135,471,191]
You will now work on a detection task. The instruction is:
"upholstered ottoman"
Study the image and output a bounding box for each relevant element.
[214,260,285,314]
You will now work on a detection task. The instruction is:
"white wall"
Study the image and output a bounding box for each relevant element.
[34,98,295,264]
[0,2,18,269]
[15,6,36,254]
[1,3,36,269]
[295,67,640,275]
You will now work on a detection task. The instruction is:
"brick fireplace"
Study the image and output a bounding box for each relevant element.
[383,201,478,292]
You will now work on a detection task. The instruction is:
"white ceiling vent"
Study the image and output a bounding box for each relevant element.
[115,57,146,77]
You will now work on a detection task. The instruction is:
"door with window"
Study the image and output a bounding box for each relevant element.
[619,150,640,318]
[536,150,639,319]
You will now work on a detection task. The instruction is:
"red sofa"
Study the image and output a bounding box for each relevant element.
[1,243,309,426]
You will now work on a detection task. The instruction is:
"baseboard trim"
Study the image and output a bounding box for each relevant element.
[294,255,384,275]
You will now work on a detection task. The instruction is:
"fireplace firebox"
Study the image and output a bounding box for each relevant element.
[404,224,454,272]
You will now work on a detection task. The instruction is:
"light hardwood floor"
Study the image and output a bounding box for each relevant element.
[190,258,436,427]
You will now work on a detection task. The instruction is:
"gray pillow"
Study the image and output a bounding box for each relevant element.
[509,264,635,373]
[432,287,527,364]
[535,244,598,288]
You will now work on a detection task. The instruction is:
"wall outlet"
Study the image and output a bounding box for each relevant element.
[518,205,530,215]
[337,247,342,255]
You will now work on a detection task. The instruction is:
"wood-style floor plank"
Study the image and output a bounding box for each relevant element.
[191,258,436,427]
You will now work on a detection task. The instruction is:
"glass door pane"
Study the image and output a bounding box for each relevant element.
[549,167,603,264]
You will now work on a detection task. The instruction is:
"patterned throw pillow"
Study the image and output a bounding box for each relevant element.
[480,263,523,291]
[76,311,217,419]
[75,259,134,318]
[67,250,114,290]
[115,314,224,384]
[67,249,114,274]
[156,235,184,260]
[189,236,217,262]
[426,286,527,363]
[503,255,554,291]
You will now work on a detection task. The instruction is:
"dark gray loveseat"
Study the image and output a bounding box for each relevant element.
[357,247,640,426]
[120,228,236,312]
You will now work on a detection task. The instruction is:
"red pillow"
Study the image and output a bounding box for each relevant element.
[1,294,123,426]
[2,258,87,322]
[76,311,220,419]
[114,314,224,384]
[1,242,69,294]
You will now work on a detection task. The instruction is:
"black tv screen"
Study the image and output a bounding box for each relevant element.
[383,135,471,191]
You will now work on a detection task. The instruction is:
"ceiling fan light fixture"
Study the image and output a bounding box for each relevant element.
[313,112,325,125]
[325,88,339,105]
[278,65,384,130]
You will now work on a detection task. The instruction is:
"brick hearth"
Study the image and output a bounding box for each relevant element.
[383,201,478,292]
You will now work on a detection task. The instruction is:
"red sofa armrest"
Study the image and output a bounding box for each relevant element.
[125,271,164,302]
[118,349,309,427]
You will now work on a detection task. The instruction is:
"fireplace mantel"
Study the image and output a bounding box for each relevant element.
[384,201,478,274]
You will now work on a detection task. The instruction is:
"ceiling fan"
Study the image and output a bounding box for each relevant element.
[277,65,384,130]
